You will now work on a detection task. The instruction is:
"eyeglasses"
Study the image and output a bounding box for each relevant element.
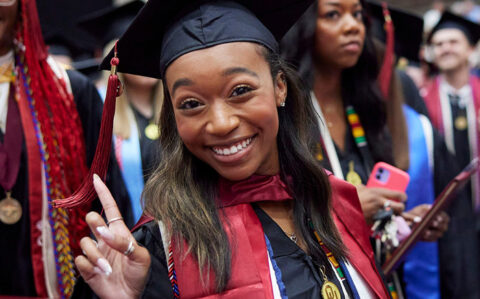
[0,0,16,6]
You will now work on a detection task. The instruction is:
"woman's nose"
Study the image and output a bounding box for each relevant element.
[342,13,361,34]
[205,102,240,136]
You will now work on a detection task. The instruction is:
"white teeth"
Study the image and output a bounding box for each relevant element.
[212,137,254,156]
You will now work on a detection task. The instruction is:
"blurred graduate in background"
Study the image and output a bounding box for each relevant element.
[0,0,131,297]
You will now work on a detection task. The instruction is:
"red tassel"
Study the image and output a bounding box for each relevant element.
[378,2,395,99]
[54,49,121,208]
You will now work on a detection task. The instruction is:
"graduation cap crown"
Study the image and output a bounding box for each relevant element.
[100,0,314,79]
[427,11,480,45]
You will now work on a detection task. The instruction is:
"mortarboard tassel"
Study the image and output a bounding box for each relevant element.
[378,2,395,99]
[54,43,121,208]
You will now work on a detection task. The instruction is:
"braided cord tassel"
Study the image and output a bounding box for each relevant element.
[18,57,75,298]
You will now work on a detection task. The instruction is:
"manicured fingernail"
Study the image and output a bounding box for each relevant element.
[93,173,100,182]
[97,258,112,276]
[96,226,114,241]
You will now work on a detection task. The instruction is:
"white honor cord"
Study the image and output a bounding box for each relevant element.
[310,91,345,179]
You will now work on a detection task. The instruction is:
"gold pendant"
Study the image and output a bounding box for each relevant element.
[316,143,324,161]
[346,161,362,186]
[320,266,341,299]
[0,192,22,225]
[454,116,468,131]
[144,123,160,140]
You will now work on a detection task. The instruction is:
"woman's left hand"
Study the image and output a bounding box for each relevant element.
[402,204,450,242]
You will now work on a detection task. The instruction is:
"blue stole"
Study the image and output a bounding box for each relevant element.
[403,105,440,299]
[114,120,144,223]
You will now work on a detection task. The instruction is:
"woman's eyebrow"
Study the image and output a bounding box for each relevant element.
[171,78,193,97]
[222,67,259,78]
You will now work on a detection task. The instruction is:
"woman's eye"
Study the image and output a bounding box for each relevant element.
[179,99,203,110]
[353,10,363,20]
[230,85,253,97]
[325,10,340,19]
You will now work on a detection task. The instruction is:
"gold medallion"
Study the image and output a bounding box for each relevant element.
[145,123,160,140]
[454,116,468,131]
[0,192,22,225]
[346,161,362,186]
[320,266,341,299]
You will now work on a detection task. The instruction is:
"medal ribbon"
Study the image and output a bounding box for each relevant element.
[345,106,374,176]
[0,84,23,192]
[311,91,375,180]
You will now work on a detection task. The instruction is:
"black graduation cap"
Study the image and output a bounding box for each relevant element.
[427,11,480,45]
[71,58,104,79]
[78,0,145,49]
[366,1,424,62]
[100,0,314,79]
[37,0,111,59]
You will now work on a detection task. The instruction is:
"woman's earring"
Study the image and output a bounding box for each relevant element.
[280,102,286,107]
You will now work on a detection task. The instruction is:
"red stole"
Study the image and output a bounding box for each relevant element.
[173,175,289,298]
[16,75,48,297]
[140,174,389,298]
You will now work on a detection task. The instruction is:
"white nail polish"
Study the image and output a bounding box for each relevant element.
[97,258,112,276]
[96,226,114,241]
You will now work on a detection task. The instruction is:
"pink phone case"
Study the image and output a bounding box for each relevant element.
[366,162,410,193]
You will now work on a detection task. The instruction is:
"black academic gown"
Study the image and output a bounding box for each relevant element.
[0,70,131,296]
[131,107,160,182]
[317,96,479,298]
[400,71,480,299]
[72,207,353,299]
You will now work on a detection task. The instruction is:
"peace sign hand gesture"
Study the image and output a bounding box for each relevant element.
[75,174,151,298]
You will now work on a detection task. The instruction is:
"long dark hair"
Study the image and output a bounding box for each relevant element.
[280,0,394,164]
[143,44,346,291]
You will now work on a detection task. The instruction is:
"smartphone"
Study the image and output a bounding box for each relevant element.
[366,162,410,193]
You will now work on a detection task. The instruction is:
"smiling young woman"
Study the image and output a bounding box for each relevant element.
[71,1,390,298]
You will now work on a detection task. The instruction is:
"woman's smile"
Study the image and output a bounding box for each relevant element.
[210,134,255,157]
[165,42,287,180]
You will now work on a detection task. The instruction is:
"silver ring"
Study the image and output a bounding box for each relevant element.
[383,200,391,208]
[124,240,135,256]
[107,216,123,225]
